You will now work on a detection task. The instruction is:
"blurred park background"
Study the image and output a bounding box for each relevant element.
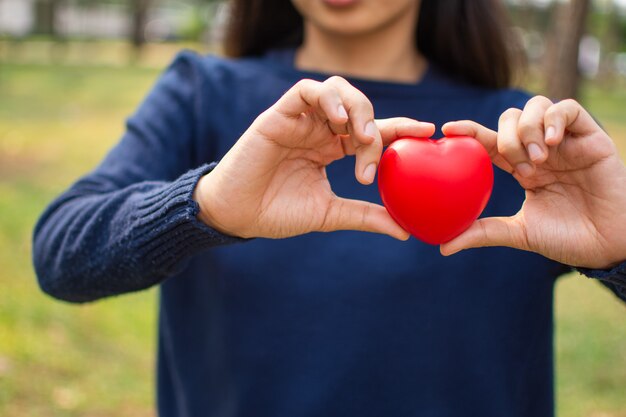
[0,0,625,416]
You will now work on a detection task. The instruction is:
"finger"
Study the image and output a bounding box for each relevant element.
[325,76,377,146]
[322,84,350,135]
[318,84,350,132]
[498,108,535,178]
[273,79,349,128]
[518,96,552,163]
[376,118,436,146]
[275,77,380,183]
[442,120,513,173]
[321,197,410,241]
[324,76,385,184]
[439,215,527,255]
[339,134,356,156]
[352,127,383,185]
[544,99,602,146]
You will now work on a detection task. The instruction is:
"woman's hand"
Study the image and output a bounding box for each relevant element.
[194,76,434,240]
[440,96,626,269]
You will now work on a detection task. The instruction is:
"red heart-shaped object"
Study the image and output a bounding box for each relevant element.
[378,136,493,244]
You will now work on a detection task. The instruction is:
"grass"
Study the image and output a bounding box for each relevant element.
[0,60,163,417]
[0,43,625,417]
[555,276,626,417]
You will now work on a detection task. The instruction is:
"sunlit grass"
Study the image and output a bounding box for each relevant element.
[0,44,625,417]
[0,59,162,417]
[555,274,626,417]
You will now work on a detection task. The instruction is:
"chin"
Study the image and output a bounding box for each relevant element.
[307,8,391,36]
[293,0,419,38]
[317,19,384,37]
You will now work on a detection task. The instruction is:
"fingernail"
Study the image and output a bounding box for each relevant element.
[363,163,377,183]
[527,143,544,162]
[364,120,377,138]
[516,162,533,178]
[545,126,555,141]
[337,104,348,119]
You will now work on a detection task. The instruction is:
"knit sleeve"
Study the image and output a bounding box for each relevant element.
[32,52,244,303]
[577,262,626,304]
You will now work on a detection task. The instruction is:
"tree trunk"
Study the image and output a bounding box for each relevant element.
[34,0,61,37]
[544,0,591,100]
[130,0,152,50]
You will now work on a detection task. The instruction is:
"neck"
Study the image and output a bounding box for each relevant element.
[295,11,425,83]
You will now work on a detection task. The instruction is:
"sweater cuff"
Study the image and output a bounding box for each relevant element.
[577,261,626,292]
[128,163,246,272]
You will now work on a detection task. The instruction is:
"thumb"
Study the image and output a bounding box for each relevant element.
[376,118,436,146]
[321,197,410,241]
[442,120,513,174]
[440,215,528,255]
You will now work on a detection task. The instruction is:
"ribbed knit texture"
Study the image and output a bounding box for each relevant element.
[33,162,243,302]
[579,263,626,300]
[131,163,236,271]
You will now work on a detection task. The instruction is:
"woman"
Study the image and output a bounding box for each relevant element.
[33,0,626,416]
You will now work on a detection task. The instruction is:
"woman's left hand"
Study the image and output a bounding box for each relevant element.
[440,96,626,269]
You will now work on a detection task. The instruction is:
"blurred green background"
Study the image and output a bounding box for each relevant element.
[1,1,625,416]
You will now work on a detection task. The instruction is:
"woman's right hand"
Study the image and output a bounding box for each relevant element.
[193,76,434,240]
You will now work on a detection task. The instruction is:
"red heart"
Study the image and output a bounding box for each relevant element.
[378,136,493,244]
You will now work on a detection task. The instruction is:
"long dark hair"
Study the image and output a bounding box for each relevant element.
[224,0,521,89]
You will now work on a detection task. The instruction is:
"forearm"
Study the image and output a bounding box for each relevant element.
[33,164,243,303]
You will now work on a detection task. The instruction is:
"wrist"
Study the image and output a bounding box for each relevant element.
[192,171,241,237]
[578,259,626,281]
[594,258,625,270]
[192,173,229,235]
[588,250,626,270]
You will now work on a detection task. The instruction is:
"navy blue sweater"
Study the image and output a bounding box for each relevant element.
[33,49,626,417]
